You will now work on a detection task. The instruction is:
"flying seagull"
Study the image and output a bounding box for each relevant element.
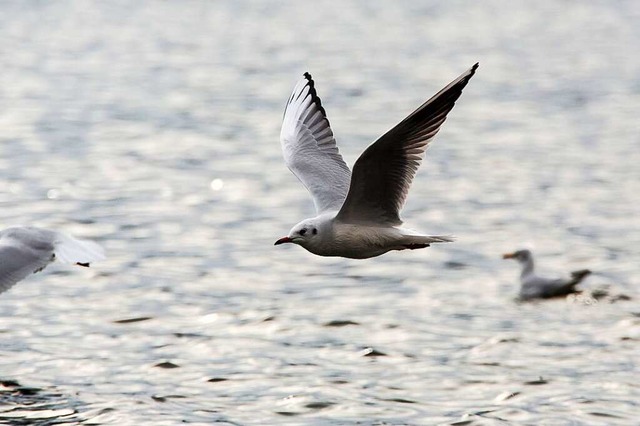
[503,249,591,300]
[0,226,105,295]
[275,64,478,259]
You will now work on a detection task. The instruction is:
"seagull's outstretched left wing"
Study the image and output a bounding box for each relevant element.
[337,63,478,225]
[280,73,351,214]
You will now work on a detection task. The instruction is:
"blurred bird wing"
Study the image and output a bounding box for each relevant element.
[53,232,106,265]
[0,231,54,294]
[521,275,574,298]
[0,227,105,295]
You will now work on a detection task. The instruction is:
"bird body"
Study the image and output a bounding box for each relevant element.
[0,226,105,294]
[503,250,591,300]
[275,64,478,259]
[279,215,451,259]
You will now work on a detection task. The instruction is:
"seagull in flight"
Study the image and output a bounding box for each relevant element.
[0,226,105,295]
[503,249,592,300]
[274,64,478,259]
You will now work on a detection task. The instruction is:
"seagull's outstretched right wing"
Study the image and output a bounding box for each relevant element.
[280,73,351,214]
[337,64,478,226]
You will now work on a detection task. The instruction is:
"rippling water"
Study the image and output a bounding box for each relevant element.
[0,1,639,424]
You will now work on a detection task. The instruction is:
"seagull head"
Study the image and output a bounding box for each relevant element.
[274,219,321,249]
[502,249,532,264]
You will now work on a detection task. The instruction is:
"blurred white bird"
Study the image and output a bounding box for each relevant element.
[503,249,591,300]
[0,226,105,295]
[275,64,478,259]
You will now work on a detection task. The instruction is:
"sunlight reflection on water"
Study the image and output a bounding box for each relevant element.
[0,0,638,424]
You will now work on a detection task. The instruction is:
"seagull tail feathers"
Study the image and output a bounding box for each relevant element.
[404,235,455,245]
[424,235,455,243]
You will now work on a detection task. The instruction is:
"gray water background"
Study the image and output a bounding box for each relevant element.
[0,1,639,424]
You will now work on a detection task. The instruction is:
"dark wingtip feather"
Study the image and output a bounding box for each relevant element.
[460,62,479,84]
[467,63,479,79]
[300,72,329,120]
[392,63,479,133]
[76,262,90,267]
[454,63,479,88]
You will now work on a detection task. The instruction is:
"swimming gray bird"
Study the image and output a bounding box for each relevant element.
[0,226,105,294]
[274,64,478,259]
[503,249,591,300]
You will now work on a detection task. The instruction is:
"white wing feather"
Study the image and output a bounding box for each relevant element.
[280,73,351,214]
[53,232,106,265]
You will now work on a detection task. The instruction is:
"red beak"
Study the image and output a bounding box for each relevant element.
[502,252,516,259]
[274,236,293,245]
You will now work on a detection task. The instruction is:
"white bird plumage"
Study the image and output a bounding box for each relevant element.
[503,249,592,300]
[0,226,105,294]
[276,64,478,259]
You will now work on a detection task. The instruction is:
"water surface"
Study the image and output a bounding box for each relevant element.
[0,1,638,424]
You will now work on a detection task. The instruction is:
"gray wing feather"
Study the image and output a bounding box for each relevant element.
[0,229,55,294]
[336,64,478,225]
[280,73,351,214]
[520,276,579,299]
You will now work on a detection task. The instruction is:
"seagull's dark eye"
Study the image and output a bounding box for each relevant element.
[312,228,317,235]
[299,229,306,236]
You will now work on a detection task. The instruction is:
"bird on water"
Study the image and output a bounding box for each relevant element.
[503,249,591,300]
